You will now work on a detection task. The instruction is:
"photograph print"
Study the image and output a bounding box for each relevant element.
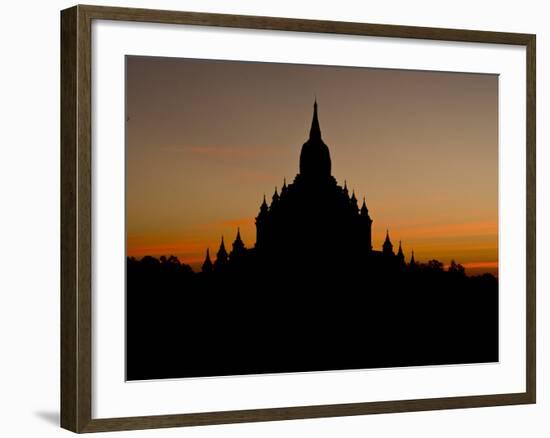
[126,56,498,381]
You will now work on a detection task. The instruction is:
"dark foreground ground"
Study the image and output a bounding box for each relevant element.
[126,256,498,380]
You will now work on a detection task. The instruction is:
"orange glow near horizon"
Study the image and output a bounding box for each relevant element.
[127,215,498,276]
[126,57,498,276]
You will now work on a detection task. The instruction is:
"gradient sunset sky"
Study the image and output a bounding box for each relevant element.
[126,56,498,275]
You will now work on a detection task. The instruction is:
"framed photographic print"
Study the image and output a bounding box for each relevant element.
[60,4,536,433]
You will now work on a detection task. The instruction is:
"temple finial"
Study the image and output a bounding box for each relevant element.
[309,99,321,140]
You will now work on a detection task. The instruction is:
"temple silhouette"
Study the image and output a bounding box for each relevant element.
[202,101,409,276]
[126,100,499,381]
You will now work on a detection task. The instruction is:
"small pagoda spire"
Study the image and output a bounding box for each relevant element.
[360,196,369,215]
[231,227,246,259]
[350,190,358,211]
[383,229,394,255]
[271,187,280,204]
[257,194,269,221]
[397,240,404,257]
[281,178,288,196]
[235,227,243,244]
[410,250,416,266]
[215,236,228,266]
[201,248,213,273]
[396,240,406,268]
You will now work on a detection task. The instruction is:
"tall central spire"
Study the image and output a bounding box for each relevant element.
[309,99,321,140]
[299,100,331,178]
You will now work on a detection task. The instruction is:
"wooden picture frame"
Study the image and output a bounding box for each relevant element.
[61,4,536,433]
